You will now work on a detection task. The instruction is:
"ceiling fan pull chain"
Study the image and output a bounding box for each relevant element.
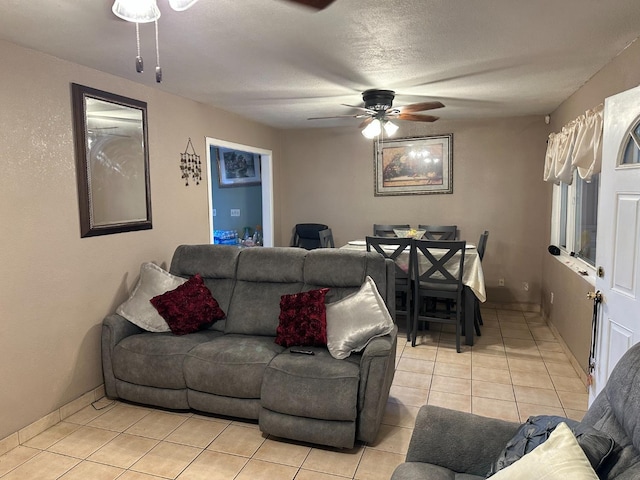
[154,18,162,83]
[135,22,143,73]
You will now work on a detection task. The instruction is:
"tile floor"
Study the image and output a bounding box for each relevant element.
[0,307,588,480]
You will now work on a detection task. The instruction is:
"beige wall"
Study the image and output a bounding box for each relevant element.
[280,117,550,305]
[0,39,282,440]
[541,38,640,373]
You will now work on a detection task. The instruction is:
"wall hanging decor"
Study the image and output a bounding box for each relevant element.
[216,147,261,187]
[71,83,152,237]
[180,137,202,186]
[374,134,453,196]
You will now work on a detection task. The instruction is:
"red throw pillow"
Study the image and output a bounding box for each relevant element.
[150,274,225,335]
[275,288,329,347]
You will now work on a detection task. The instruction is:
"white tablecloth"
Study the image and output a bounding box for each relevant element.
[341,241,486,302]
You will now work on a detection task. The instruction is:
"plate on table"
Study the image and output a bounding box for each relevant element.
[466,244,476,249]
[348,240,367,246]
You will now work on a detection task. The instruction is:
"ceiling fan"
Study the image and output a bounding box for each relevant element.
[308,89,445,137]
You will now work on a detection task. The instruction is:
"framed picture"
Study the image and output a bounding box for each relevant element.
[71,83,152,237]
[374,134,453,196]
[216,147,261,187]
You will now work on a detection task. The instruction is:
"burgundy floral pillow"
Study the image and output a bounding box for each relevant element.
[275,288,330,347]
[150,274,225,335]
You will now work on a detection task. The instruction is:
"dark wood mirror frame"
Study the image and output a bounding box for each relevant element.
[71,83,152,237]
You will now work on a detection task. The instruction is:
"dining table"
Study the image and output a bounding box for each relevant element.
[340,239,486,346]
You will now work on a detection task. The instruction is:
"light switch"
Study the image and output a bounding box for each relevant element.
[230,209,240,217]
[212,208,217,217]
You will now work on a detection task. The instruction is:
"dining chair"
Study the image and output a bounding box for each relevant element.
[373,224,410,238]
[474,230,489,329]
[418,225,457,240]
[411,239,466,352]
[366,236,412,340]
[318,228,335,248]
[292,223,329,249]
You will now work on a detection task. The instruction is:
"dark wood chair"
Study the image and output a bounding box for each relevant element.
[366,236,412,340]
[474,231,489,329]
[292,223,329,249]
[373,224,410,237]
[418,225,457,240]
[318,228,335,248]
[411,239,466,352]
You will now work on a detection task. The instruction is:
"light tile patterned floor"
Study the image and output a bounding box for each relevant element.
[0,307,588,480]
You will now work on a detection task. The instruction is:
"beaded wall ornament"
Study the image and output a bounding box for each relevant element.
[180,137,202,186]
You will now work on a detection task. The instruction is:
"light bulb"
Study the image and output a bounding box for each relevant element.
[383,121,399,136]
[362,119,382,139]
[112,0,160,23]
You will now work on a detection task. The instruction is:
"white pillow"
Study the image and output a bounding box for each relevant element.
[490,422,599,480]
[326,276,394,359]
[116,262,187,332]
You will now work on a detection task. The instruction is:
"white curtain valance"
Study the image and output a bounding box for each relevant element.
[543,103,604,184]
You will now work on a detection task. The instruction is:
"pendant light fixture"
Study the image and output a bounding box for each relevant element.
[361,119,399,139]
[112,0,199,83]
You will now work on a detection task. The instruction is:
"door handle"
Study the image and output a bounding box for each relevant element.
[587,291,602,302]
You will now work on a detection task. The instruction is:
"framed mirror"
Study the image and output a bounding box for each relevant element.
[71,83,152,237]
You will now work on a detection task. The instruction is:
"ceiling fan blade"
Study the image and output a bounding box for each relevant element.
[399,101,445,113]
[359,117,374,129]
[397,113,440,122]
[308,114,369,120]
[283,0,336,10]
[341,104,376,114]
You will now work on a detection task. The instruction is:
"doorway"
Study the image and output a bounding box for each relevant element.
[205,137,274,247]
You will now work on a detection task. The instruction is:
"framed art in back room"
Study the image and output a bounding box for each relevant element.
[374,134,453,196]
[216,146,261,187]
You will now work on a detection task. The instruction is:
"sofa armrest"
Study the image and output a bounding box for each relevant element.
[405,405,520,476]
[356,326,398,443]
[101,314,143,398]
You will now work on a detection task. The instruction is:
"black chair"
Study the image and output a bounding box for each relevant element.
[411,239,466,352]
[373,224,410,237]
[474,231,489,329]
[366,236,412,340]
[418,225,457,240]
[318,228,335,248]
[292,223,329,249]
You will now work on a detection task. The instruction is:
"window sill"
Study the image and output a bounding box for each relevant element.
[551,251,596,287]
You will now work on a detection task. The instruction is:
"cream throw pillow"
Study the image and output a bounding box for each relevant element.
[490,422,598,480]
[326,276,394,359]
[116,262,187,332]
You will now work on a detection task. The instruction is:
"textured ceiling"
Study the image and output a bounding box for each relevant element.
[1,0,639,129]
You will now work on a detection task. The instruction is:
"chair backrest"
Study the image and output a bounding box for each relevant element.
[418,225,458,240]
[411,239,466,291]
[318,228,335,248]
[366,236,411,281]
[373,224,410,237]
[477,230,489,260]
[292,223,329,249]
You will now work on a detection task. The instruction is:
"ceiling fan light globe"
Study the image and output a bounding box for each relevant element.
[168,0,199,11]
[112,0,160,23]
[383,121,399,136]
[362,119,382,138]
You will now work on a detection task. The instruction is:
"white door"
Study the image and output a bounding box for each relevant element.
[590,84,640,404]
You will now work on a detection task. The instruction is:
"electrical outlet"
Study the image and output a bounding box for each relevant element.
[523,282,529,291]
[230,209,240,217]
[550,292,554,304]
[498,278,505,287]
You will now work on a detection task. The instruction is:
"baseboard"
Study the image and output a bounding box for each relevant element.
[544,316,589,386]
[0,384,106,457]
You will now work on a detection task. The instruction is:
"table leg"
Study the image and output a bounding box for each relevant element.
[464,287,475,346]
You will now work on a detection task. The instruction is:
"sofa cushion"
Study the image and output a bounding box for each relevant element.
[325,276,394,359]
[275,288,329,347]
[151,274,226,335]
[116,262,187,332]
[184,335,284,398]
[112,330,220,389]
[490,422,598,480]
[261,348,360,421]
[225,248,307,335]
[488,415,615,476]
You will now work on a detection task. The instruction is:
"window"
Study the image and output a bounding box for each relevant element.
[551,173,600,266]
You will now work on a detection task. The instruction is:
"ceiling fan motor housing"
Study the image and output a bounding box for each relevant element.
[363,89,395,111]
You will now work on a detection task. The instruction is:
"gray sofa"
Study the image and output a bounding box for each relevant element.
[391,341,640,479]
[102,245,397,449]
